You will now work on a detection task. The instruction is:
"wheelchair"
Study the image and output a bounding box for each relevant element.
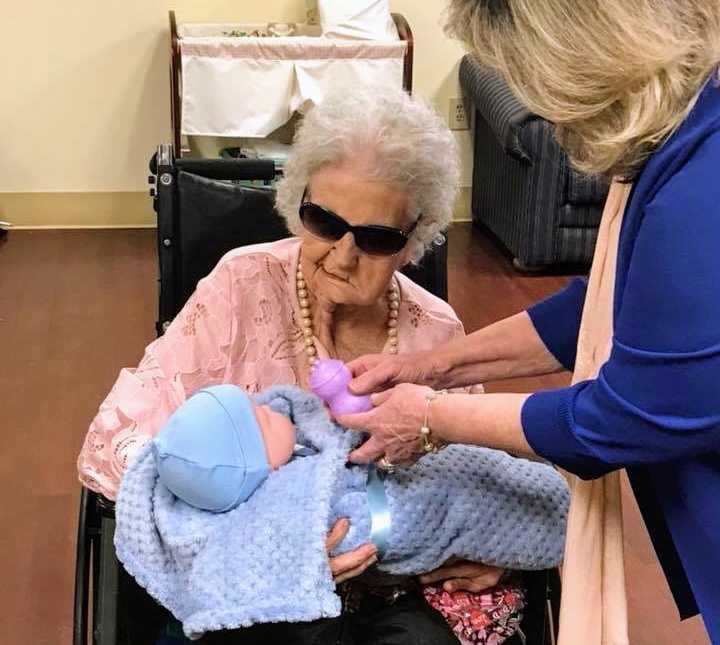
[74,144,560,645]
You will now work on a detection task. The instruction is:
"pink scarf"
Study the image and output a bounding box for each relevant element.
[557,182,632,645]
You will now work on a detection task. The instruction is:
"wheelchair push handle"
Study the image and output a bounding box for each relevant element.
[149,148,277,182]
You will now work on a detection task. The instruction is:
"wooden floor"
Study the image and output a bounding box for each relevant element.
[0,225,710,644]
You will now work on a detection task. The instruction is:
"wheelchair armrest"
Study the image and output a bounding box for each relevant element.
[96,492,117,516]
[74,488,120,645]
[460,54,540,163]
[74,488,92,645]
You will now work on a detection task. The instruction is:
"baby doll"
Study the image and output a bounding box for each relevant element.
[116,371,568,638]
[151,366,569,570]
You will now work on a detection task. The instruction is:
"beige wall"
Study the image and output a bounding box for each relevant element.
[0,1,472,226]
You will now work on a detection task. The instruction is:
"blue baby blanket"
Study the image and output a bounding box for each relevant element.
[115,386,568,639]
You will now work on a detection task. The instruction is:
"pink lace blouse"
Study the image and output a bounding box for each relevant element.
[77,238,474,500]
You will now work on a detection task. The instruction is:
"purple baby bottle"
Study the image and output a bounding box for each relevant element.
[310,359,373,415]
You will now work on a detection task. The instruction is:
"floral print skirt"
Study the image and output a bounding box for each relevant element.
[423,583,526,645]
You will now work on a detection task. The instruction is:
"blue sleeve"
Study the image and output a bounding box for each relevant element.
[526,278,587,371]
[522,133,720,479]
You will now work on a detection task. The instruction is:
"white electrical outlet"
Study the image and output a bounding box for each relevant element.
[449,98,469,130]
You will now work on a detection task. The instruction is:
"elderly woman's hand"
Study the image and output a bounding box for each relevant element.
[419,560,506,593]
[326,518,378,584]
[338,384,432,466]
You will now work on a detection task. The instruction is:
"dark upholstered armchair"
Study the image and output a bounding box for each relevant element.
[460,54,609,269]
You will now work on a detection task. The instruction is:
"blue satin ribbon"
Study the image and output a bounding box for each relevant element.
[292,444,317,458]
[293,447,391,558]
[366,464,392,560]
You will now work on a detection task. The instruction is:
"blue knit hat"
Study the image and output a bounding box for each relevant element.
[152,385,270,512]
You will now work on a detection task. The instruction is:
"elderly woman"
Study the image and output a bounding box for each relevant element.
[342,1,720,644]
[77,87,522,645]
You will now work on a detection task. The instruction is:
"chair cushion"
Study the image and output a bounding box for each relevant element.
[565,167,609,205]
[558,203,604,229]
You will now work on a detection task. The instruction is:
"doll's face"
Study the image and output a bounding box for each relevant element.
[254,404,296,470]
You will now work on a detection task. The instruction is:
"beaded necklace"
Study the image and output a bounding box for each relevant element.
[295,262,400,368]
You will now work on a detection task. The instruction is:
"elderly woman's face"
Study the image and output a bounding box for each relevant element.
[299,163,413,308]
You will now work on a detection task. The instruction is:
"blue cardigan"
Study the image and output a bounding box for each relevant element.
[521,74,720,641]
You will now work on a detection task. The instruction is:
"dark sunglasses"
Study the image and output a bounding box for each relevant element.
[298,189,419,257]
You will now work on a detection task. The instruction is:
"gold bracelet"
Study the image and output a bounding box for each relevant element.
[420,389,448,453]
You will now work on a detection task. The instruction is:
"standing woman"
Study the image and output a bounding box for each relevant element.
[339,2,720,643]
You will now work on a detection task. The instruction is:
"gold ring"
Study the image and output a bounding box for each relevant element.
[377,456,396,472]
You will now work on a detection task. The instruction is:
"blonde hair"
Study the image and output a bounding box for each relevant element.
[445,0,720,178]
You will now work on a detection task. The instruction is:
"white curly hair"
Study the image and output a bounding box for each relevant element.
[275,85,460,263]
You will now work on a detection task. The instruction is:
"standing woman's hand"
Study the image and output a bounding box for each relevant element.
[347,351,448,396]
[338,384,434,467]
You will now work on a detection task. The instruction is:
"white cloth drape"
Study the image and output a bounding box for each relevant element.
[180,36,406,137]
[318,0,397,40]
